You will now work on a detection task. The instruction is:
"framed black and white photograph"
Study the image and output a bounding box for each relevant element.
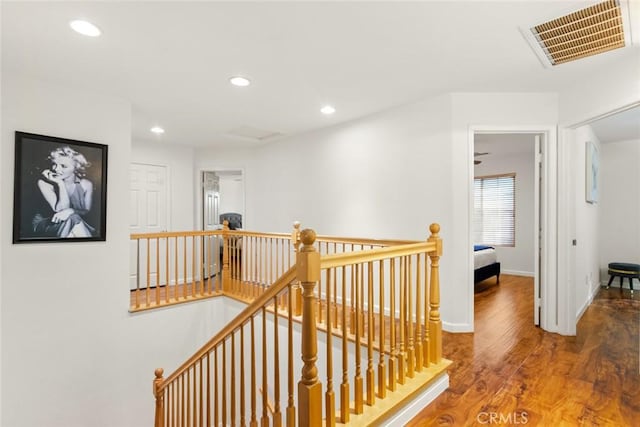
[13,131,108,243]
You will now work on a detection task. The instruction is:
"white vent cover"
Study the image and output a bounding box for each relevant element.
[524,0,632,67]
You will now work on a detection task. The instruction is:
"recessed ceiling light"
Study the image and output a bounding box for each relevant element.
[69,20,101,37]
[150,126,165,134]
[230,76,251,87]
[320,105,336,115]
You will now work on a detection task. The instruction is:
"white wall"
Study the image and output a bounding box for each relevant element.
[473,148,535,276]
[599,139,640,287]
[572,125,601,319]
[197,92,559,332]
[131,140,196,231]
[0,74,226,427]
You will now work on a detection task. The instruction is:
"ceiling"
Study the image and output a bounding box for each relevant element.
[2,1,639,148]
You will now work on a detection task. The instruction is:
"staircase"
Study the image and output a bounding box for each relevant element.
[144,223,450,426]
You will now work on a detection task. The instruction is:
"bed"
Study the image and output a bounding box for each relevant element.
[474,245,500,284]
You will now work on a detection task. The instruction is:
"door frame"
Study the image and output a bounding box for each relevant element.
[468,125,559,333]
[195,167,246,231]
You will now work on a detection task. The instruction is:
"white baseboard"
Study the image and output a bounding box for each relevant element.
[443,321,473,333]
[576,280,600,321]
[502,269,534,277]
[382,373,449,426]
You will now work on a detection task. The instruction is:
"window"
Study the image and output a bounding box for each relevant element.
[474,173,515,247]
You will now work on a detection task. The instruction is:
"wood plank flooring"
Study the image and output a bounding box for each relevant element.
[406,274,640,426]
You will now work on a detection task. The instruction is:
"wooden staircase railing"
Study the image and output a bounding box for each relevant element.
[152,223,448,427]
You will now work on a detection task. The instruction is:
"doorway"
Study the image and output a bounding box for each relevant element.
[469,126,557,333]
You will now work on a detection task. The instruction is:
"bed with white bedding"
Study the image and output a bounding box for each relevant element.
[474,245,500,284]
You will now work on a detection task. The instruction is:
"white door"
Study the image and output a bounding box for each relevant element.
[202,171,220,277]
[534,135,542,326]
[130,163,168,289]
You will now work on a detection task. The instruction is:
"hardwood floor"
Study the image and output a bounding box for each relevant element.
[406,274,640,426]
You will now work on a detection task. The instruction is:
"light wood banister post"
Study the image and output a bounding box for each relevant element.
[153,368,165,427]
[292,221,303,316]
[427,223,443,364]
[222,220,231,293]
[297,229,322,427]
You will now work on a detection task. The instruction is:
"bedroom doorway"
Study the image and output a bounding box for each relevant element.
[472,130,548,328]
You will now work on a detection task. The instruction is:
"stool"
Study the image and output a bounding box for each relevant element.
[606,262,640,294]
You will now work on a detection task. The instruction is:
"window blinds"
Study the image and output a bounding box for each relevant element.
[473,173,515,247]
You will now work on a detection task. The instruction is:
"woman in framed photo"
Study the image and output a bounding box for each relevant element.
[32,146,96,238]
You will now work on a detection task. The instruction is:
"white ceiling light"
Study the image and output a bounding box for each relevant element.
[320,105,336,115]
[229,76,251,87]
[150,126,165,134]
[69,20,101,37]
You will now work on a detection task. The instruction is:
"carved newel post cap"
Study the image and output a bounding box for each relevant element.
[293,221,301,229]
[300,229,316,246]
[429,223,440,235]
[155,368,164,378]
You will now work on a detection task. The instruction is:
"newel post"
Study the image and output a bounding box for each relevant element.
[297,229,322,427]
[427,223,443,364]
[222,220,231,293]
[153,368,165,427]
[292,221,303,316]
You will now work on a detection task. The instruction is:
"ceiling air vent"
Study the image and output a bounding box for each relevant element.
[530,0,626,66]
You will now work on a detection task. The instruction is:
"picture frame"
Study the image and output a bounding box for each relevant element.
[585,140,599,204]
[13,131,108,243]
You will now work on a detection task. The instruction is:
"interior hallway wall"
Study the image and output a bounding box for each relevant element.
[1,74,225,427]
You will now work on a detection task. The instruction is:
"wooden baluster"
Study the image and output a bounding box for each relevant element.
[208,235,213,294]
[214,348,219,427]
[135,239,140,309]
[166,238,171,301]
[423,252,430,367]
[273,296,283,427]
[349,249,356,334]
[183,236,187,299]
[428,223,443,364]
[146,238,151,307]
[187,369,191,427]
[250,317,258,427]
[377,259,386,398]
[287,284,296,427]
[407,255,415,379]
[241,326,247,427]
[388,258,397,392]
[398,256,406,385]
[340,264,349,423]
[325,269,336,427]
[192,236,197,296]
[332,244,338,327]
[199,236,206,297]
[206,352,211,427]
[232,333,237,426]
[223,339,227,427]
[261,307,269,427]
[199,359,204,427]
[292,222,302,316]
[156,237,161,305]
[222,221,231,293]
[297,229,322,427]
[154,368,165,427]
[415,254,423,372]
[366,262,375,406]
[181,374,185,427]
[354,263,363,414]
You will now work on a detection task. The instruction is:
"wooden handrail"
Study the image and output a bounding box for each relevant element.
[131,230,417,247]
[319,241,437,269]
[157,266,297,392]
